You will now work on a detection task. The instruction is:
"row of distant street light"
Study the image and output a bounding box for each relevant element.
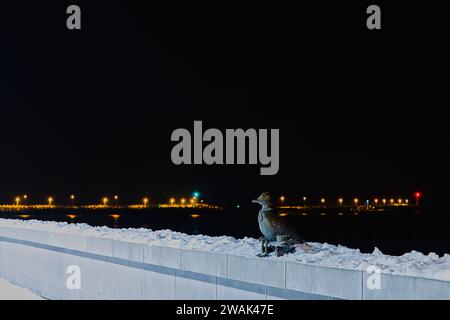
[6,191,421,207]
[278,192,422,207]
[13,194,149,206]
[10,191,202,207]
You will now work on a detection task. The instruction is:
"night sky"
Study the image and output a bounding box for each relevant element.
[0,1,448,207]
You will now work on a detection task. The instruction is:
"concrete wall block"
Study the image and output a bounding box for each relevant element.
[6,242,32,271]
[38,249,64,281]
[142,269,176,300]
[266,285,330,300]
[0,242,14,269]
[7,228,48,244]
[363,272,450,300]
[286,262,362,300]
[438,279,450,300]
[0,226,19,238]
[227,255,247,281]
[65,233,88,252]
[1,266,25,289]
[312,265,362,300]
[7,228,25,241]
[112,240,144,263]
[58,252,90,286]
[86,237,113,256]
[285,263,314,294]
[24,275,53,299]
[0,243,4,277]
[30,247,55,279]
[0,242,44,295]
[216,277,266,300]
[27,229,49,244]
[144,245,181,269]
[112,264,143,300]
[47,232,68,248]
[228,255,285,288]
[175,276,217,300]
[182,250,227,278]
[85,259,114,297]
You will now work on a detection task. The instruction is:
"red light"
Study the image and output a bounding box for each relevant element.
[415,192,421,198]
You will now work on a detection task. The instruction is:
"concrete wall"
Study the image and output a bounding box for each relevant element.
[1,223,450,300]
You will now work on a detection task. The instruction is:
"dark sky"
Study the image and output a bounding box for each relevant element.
[0,1,448,206]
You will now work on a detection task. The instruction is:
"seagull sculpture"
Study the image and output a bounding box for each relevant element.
[252,192,310,255]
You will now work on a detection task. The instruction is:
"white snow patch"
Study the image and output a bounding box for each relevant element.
[1,218,450,281]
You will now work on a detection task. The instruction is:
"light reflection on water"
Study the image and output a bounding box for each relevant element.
[10,211,203,224]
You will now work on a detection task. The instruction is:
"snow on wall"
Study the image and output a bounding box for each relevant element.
[1,218,450,300]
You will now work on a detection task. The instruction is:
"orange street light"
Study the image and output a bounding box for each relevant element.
[302,196,307,207]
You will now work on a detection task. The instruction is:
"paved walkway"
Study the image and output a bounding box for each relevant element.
[0,278,43,300]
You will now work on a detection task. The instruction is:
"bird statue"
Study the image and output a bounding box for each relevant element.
[252,192,310,256]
